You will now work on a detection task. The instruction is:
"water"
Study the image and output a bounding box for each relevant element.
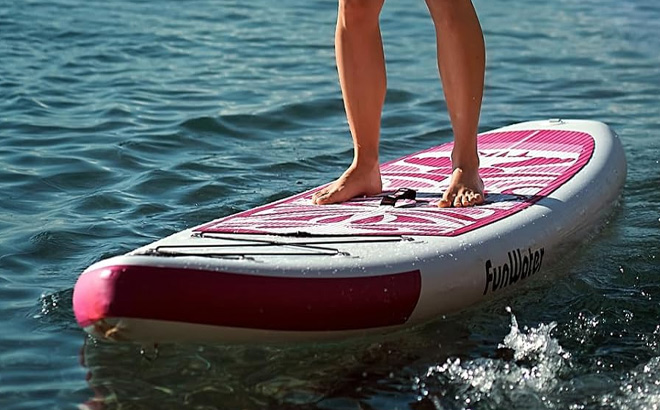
[1,0,659,408]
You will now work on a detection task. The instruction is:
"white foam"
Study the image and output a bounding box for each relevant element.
[598,356,660,410]
[415,308,571,408]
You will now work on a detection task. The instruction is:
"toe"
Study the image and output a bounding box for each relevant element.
[461,194,471,207]
[439,191,456,208]
[314,192,331,205]
[312,190,328,204]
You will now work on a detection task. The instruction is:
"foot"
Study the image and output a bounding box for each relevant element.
[438,167,485,208]
[312,164,382,205]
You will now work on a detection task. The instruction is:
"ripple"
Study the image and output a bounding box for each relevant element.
[181,113,300,139]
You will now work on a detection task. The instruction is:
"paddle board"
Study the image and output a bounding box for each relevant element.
[73,119,626,343]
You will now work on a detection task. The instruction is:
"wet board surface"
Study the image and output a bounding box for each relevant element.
[198,129,594,237]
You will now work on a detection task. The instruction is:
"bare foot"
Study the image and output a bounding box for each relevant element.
[438,167,485,208]
[312,164,382,205]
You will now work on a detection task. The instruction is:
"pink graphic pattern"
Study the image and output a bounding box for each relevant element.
[197,130,594,237]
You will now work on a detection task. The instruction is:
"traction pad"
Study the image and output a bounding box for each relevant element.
[197,130,594,237]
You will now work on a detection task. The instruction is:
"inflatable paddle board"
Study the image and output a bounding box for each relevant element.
[73,119,626,343]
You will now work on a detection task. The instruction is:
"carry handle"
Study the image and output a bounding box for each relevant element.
[380,188,417,206]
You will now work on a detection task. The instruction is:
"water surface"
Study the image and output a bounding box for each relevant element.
[1,0,659,409]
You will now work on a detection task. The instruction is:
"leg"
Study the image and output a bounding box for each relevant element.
[312,0,386,205]
[426,0,486,207]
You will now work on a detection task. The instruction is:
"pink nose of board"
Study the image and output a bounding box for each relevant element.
[74,263,422,332]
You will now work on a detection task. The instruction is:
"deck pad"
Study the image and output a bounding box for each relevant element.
[198,129,594,237]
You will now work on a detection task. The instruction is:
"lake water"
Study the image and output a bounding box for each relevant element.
[1,0,659,409]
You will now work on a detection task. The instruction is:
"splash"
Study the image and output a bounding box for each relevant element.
[33,288,78,331]
[597,356,660,410]
[499,306,571,375]
[414,307,572,409]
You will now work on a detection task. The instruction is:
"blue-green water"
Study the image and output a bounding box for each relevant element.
[1,0,659,408]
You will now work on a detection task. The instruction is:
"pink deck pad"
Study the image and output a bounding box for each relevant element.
[197,130,594,237]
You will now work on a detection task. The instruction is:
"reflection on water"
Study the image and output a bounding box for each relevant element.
[79,314,475,410]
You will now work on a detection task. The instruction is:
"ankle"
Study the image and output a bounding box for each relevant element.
[451,152,479,171]
[351,154,380,170]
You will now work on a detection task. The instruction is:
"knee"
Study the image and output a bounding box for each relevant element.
[338,0,384,28]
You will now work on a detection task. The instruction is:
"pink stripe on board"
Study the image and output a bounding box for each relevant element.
[196,130,595,237]
[73,265,422,331]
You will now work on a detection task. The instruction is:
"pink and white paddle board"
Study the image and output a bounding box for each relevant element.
[73,119,626,343]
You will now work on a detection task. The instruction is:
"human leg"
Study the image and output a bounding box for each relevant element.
[425,0,485,207]
[312,0,386,205]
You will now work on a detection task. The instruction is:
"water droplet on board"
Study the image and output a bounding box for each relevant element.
[140,344,160,361]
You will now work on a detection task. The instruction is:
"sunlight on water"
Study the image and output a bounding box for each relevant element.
[414,308,571,409]
[598,357,660,410]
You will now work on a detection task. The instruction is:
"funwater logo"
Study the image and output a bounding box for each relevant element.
[483,247,545,295]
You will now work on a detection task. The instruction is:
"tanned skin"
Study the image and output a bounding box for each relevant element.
[312,0,485,208]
